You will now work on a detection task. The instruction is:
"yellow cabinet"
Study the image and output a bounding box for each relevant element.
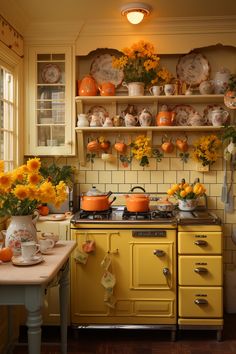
[71,227,177,327]
[178,224,223,339]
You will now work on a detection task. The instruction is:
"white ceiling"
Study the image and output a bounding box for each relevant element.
[1,0,236,35]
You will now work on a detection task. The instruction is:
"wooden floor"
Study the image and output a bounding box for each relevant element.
[12,314,236,354]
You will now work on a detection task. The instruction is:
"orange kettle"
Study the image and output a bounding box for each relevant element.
[79,75,98,96]
[98,82,115,96]
[156,105,175,126]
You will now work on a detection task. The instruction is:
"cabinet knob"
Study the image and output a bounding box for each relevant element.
[194,240,208,246]
[163,267,170,276]
[194,298,208,305]
[153,249,165,257]
[194,267,208,274]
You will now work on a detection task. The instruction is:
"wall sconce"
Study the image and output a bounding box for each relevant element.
[121,2,151,25]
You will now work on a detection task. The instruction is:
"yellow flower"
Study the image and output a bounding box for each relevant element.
[0,158,67,217]
[168,180,206,202]
[192,134,221,166]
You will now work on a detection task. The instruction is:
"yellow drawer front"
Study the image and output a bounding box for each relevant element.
[179,287,223,318]
[178,232,222,254]
[179,256,222,286]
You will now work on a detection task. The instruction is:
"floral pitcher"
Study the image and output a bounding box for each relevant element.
[5,213,39,255]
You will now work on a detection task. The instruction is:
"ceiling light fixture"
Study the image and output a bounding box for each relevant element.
[121,2,151,25]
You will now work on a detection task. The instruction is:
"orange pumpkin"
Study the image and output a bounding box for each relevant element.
[0,247,13,262]
[114,142,127,154]
[38,204,50,216]
[87,140,100,152]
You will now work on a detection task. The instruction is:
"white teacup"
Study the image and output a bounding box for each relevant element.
[164,84,176,96]
[38,238,55,254]
[149,85,163,96]
[21,241,40,261]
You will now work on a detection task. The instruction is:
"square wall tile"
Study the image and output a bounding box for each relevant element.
[157,158,170,170]
[112,171,125,184]
[151,171,163,184]
[92,158,105,170]
[86,171,99,184]
[164,171,176,183]
[203,171,217,183]
[171,158,183,171]
[125,171,138,184]
[99,171,112,184]
[137,171,151,184]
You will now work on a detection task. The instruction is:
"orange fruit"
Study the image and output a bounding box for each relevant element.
[0,247,13,262]
[38,204,50,216]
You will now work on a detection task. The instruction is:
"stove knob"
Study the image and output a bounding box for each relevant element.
[163,267,170,276]
[153,249,165,257]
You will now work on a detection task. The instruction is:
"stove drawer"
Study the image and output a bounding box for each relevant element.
[179,287,223,318]
[178,231,222,254]
[178,256,222,286]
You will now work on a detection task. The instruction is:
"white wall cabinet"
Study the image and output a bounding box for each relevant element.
[25,45,75,156]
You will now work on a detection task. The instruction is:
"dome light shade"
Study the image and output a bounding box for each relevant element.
[121,3,151,24]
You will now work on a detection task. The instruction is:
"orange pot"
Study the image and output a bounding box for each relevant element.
[125,186,150,212]
[98,82,115,96]
[80,189,116,211]
[79,75,98,96]
[156,108,175,126]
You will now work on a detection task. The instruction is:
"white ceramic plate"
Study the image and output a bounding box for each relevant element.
[176,52,210,87]
[41,64,61,84]
[173,104,196,126]
[90,54,124,87]
[11,255,44,266]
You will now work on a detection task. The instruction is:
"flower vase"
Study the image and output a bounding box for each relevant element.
[122,82,145,96]
[5,214,39,255]
[178,199,198,211]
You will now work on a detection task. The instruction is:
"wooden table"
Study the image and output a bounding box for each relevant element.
[0,240,76,354]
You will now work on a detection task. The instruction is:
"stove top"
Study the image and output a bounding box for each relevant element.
[71,206,221,226]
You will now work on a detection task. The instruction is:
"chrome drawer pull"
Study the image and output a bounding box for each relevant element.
[194,240,208,246]
[163,267,170,276]
[153,249,165,257]
[194,267,208,274]
[194,298,208,305]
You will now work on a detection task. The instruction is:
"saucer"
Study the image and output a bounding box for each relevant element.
[11,255,44,266]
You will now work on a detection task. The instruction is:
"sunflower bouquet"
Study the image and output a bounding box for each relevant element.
[112,40,160,87]
[191,135,222,166]
[130,135,152,167]
[0,158,67,216]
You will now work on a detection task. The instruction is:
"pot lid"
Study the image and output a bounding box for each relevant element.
[85,186,105,196]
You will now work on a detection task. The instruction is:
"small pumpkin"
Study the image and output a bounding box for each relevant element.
[87,140,100,152]
[114,142,127,154]
[38,203,50,216]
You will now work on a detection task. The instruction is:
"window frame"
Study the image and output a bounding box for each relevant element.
[0,41,23,169]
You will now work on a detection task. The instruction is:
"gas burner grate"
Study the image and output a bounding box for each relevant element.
[122,208,151,220]
[151,210,175,219]
[77,208,112,220]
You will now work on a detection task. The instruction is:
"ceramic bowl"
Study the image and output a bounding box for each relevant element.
[40,232,59,244]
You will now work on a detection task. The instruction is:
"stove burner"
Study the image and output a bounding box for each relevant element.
[151,210,175,219]
[78,208,112,220]
[122,208,151,220]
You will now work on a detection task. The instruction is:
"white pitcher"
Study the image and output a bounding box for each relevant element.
[210,109,229,126]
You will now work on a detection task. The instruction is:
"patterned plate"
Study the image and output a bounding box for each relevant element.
[90,54,124,87]
[173,104,196,126]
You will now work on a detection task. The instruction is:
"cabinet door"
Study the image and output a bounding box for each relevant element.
[25,46,75,155]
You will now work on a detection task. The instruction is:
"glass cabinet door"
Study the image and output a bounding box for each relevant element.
[26,46,74,156]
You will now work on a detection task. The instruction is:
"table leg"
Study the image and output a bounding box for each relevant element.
[25,286,43,354]
[59,260,70,354]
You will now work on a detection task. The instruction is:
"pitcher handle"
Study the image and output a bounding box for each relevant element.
[32,209,40,225]
[122,81,128,88]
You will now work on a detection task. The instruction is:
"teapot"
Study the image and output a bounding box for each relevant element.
[98,82,115,96]
[161,136,174,153]
[138,108,152,126]
[188,112,207,126]
[210,109,229,126]
[176,136,189,152]
[90,114,103,127]
[103,116,113,127]
[77,113,90,127]
[156,105,175,126]
[124,113,138,127]
[79,75,98,96]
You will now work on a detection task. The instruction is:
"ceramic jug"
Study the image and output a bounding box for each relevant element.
[156,105,175,126]
[210,109,229,126]
[112,115,124,127]
[124,113,138,127]
[138,108,152,126]
[98,82,115,96]
[90,114,103,127]
[77,113,90,127]
[213,67,231,94]
[79,75,98,96]
[103,117,113,127]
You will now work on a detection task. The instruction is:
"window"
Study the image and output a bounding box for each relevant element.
[0,42,23,171]
[0,64,14,170]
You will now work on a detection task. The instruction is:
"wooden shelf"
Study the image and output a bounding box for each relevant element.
[75,126,223,166]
